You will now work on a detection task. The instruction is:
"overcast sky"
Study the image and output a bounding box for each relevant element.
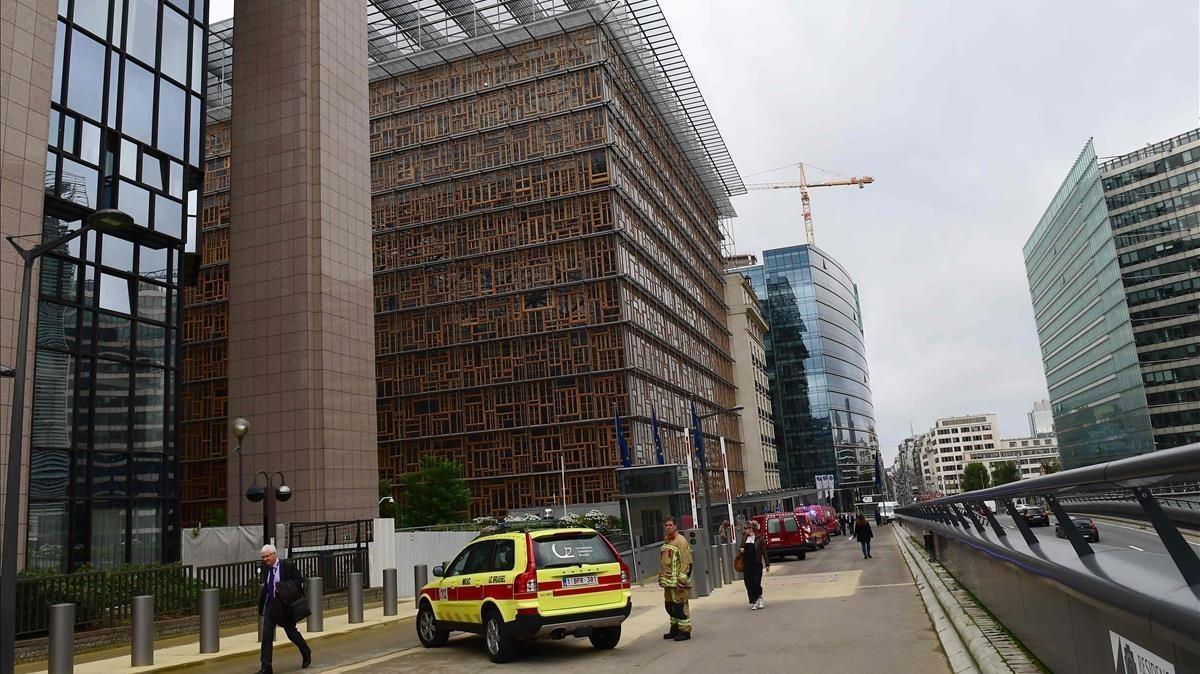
[209,1,1199,465]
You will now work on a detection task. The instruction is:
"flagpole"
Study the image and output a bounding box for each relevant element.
[561,454,567,518]
[720,436,734,532]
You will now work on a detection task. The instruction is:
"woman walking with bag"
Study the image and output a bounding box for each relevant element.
[738,521,770,609]
[854,513,874,559]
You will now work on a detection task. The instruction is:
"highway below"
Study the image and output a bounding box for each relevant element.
[996,513,1200,558]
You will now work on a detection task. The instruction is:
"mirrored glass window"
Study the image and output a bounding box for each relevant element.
[67,31,105,121]
[136,323,166,365]
[122,60,154,144]
[95,312,132,361]
[155,195,182,238]
[101,234,134,273]
[139,244,168,278]
[26,501,68,571]
[80,122,101,164]
[137,281,168,322]
[142,152,163,190]
[131,504,161,563]
[120,139,138,179]
[73,0,108,38]
[52,21,65,102]
[158,80,185,158]
[188,95,201,167]
[161,7,188,84]
[60,158,98,208]
[191,24,203,92]
[126,0,158,65]
[107,51,120,124]
[120,180,150,227]
[99,273,132,314]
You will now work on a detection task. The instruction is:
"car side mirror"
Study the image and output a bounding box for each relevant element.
[432,565,444,578]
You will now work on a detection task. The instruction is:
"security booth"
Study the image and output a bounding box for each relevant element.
[615,464,692,549]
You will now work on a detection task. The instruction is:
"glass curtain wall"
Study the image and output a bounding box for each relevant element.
[30,0,207,570]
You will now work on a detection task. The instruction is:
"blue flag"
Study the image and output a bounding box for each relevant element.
[651,407,665,465]
[615,405,632,468]
[690,400,705,471]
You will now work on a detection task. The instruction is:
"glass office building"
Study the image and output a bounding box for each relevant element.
[24,0,208,570]
[737,245,878,508]
[1023,141,1155,469]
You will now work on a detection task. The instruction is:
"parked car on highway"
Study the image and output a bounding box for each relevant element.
[1055,517,1099,543]
[794,510,828,550]
[753,513,808,561]
[416,521,631,663]
[1023,506,1050,527]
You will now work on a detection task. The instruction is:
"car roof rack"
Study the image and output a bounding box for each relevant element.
[474,517,585,539]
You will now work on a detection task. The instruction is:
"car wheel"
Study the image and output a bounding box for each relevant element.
[484,609,518,663]
[416,603,449,648]
[589,625,621,650]
[796,550,806,561]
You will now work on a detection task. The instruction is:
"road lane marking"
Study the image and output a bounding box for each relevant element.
[1090,519,1200,547]
[858,582,915,588]
[324,645,423,672]
[1128,545,1144,552]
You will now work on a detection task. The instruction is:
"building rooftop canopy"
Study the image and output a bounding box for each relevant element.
[206,0,744,217]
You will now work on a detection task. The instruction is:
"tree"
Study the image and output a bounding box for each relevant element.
[991,461,1021,486]
[204,508,227,527]
[401,457,471,527]
[1041,458,1061,475]
[379,478,397,519]
[959,462,991,492]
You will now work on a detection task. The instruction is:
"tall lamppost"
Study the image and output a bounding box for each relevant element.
[246,471,292,547]
[231,418,250,526]
[2,208,179,673]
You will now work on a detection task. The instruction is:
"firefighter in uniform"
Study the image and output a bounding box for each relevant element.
[658,516,693,641]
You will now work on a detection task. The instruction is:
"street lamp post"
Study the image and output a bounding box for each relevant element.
[231,418,250,526]
[2,209,178,674]
[246,471,292,547]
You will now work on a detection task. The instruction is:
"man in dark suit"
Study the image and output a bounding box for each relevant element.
[256,544,311,674]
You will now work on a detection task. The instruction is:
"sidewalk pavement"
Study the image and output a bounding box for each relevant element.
[29,603,420,674]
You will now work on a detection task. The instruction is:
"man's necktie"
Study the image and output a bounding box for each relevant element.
[268,566,276,600]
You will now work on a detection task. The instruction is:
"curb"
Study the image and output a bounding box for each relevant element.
[894,526,1031,674]
[893,526,980,674]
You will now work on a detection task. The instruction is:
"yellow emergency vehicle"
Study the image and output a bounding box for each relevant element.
[416,521,633,663]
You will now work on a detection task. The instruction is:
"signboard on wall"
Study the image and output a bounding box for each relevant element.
[1110,631,1175,674]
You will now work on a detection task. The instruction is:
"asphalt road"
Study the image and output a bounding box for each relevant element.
[172,527,950,673]
[996,513,1200,557]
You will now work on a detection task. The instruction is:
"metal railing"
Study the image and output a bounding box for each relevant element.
[14,549,371,638]
[899,443,1200,586]
[287,520,374,553]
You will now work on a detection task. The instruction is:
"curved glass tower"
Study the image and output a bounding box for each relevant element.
[737,244,878,509]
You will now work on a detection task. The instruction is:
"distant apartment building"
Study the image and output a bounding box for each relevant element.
[725,272,780,492]
[1024,129,1199,469]
[735,245,879,511]
[1028,399,1054,436]
[970,434,1060,481]
[891,436,919,504]
[918,414,1000,496]
[181,1,747,523]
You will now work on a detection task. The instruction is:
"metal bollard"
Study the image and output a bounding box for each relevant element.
[131,595,154,666]
[383,568,398,616]
[710,546,723,588]
[722,543,734,584]
[413,564,428,609]
[199,588,220,653]
[308,577,324,632]
[690,540,710,598]
[48,603,74,674]
[348,572,364,623]
[731,542,743,581]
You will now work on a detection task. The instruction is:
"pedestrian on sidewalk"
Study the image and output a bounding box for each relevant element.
[256,544,312,674]
[739,521,769,609]
[854,514,874,559]
[658,516,694,642]
[839,514,847,536]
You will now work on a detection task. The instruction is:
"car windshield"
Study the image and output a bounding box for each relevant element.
[533,534,615,568]
[766,518,781,534]
[1027,508,1044,514]
[782,517,798,532]
[1074,519,1094,526]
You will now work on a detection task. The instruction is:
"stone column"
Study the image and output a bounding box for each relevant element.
[0,0,59,568]
[228,0,379,523]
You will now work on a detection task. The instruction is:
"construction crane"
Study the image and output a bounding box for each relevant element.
[746,163,875,246]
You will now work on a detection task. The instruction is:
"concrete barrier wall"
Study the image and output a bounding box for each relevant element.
[900,519,1200,674]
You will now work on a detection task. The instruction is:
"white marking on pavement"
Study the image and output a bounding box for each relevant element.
[858,582,916,588]
[1092,519,1200,547]
[1128,545,1144,552]
[324,645,422,672]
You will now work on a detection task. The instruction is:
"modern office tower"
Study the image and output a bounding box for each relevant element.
[183,1,746,522]
[921,414,1000,496]
[1099,130,1199,451]
[1,0,208,570]
[1024,129,1199,468]
[724,272,779,493]
[1027,399,1054,436]
[736,244,878,509]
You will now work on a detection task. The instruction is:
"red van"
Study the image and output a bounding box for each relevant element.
[794,510,828,550]
[752,513,808,561]
[802,505,838,538]
[823,506,840,536]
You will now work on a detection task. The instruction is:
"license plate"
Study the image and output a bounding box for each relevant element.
[562,574,598,587]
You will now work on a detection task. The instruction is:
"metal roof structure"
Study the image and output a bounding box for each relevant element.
[205,0,743,216]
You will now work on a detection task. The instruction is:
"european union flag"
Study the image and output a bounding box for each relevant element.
[615,405,632,468]
[651,407,665,465]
